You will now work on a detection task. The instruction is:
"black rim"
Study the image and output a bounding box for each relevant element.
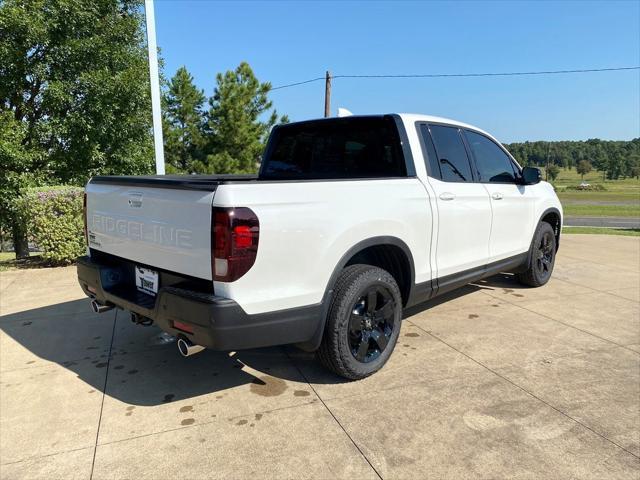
[348,286,396,363]
[536,231,555,278]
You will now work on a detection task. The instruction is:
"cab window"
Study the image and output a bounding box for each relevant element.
[465,130,517,183]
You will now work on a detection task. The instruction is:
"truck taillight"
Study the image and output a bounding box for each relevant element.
[83,192,88,245]
[212,207,259,282]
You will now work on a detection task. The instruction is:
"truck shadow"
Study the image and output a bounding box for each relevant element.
[403,272,522,318]
[0,273,522,406]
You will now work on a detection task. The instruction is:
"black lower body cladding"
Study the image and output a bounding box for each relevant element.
[76,255,323,351]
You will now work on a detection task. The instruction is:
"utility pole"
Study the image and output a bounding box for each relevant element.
[144,0,165,175]
[545,142,550,181]
[324,71,332,118]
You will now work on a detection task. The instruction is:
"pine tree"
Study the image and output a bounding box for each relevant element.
[163,67,206,173]
[201,62,288,174]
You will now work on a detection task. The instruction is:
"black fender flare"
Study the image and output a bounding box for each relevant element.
[537,207,562,248]
[521,207,562,272]
[296,236,415,352]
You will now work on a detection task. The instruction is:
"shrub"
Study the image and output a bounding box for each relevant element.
[565,184,607,191]
[16,186,85,265]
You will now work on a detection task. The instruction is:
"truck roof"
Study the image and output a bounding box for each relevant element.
[289,113,498,143]
[395,113,495,139]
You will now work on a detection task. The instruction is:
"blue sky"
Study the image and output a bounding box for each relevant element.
[154,0,640,142]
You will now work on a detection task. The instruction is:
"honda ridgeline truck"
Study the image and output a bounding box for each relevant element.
[77,114,562,379]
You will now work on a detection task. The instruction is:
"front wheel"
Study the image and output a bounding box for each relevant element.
[517,222,557,287]
[317,265,402,380]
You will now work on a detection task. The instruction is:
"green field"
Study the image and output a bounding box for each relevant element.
[563,227,640,237]
[545,167,640,218]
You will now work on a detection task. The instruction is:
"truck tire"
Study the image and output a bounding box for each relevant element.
[517,222,557,287]
[317,264,402,380]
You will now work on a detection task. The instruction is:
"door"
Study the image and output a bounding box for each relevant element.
[419,124,492,281]
[463,129,535,262]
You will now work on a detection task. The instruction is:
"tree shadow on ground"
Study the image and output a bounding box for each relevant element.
[1,273,519,406]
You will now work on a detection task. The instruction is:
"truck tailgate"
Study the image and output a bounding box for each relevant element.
[86,180,216,280]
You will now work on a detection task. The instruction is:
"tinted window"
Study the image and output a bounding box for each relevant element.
[428,125,473,182]
[465,130,517,183]
[261,117,406,179]
[418,124,441,178]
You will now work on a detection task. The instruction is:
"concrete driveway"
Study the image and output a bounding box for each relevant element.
[1,234,638,479]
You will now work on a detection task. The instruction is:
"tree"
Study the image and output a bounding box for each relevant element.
[546,164,560,182]
[629,153,640,179]
[576,160,592,180]
[0,0,154,257]
[163,66,206,173]
[200,62,288,174]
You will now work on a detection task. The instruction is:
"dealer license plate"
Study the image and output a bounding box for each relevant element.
[135,266,159,296]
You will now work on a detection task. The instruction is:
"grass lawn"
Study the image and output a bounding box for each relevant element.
[562,204,640,217]
[544,167,640,217]
[562,227,640,237]
[0,252,44,272]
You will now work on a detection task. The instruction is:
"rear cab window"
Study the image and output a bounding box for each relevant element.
[260,116,408,180]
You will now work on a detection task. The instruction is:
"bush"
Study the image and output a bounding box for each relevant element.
[16,186,85,265]
[565,184,607,191]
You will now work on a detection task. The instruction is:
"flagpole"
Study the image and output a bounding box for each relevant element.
[144,0,165,175]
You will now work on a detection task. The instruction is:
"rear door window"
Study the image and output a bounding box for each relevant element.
[261,116,407,179]
[427,125,474,182]
[465,130,517,183]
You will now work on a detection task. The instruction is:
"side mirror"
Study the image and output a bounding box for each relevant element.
[521,166,541,185]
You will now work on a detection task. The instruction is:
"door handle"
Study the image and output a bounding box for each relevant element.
[439,192,456,201]
[491,192,504,200]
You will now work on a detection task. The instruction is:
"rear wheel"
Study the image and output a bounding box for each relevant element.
[517,222,557,287]
[317,265,402,380]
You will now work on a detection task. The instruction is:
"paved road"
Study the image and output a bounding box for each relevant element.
[565,215,640,229]
[1,235,639,479]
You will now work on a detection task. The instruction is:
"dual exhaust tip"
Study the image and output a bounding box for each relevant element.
[90,299,114,314]
[90,299,204,357]
[177,337,205,357]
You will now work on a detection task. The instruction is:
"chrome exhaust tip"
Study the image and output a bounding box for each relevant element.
[177,337,205,357]
[91,299,114,314]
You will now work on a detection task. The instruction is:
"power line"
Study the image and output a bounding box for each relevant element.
[271,76,325,90]
[270,66,640,91]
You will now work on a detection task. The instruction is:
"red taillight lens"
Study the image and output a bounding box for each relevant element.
[83,192,88,245]
[212,207,259,282]
[172,320,194,334]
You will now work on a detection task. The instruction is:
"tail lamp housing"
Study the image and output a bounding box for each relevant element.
[83,192,88,245]
[212,207,259,282]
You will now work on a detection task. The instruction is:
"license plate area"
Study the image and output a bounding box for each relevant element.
[135,266,159,296]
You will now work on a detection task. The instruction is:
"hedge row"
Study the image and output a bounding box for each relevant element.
[16,186,85,265]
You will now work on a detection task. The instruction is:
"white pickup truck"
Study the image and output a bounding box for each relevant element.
[77,114,562,379]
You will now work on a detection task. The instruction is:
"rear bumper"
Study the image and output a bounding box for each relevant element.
[76,256,323,351]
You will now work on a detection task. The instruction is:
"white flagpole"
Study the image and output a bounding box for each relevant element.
[144,0,165,175]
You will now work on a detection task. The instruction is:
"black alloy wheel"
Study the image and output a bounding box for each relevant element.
[536,229,555,279]
[348,287,396,363]
[517,221,557,287]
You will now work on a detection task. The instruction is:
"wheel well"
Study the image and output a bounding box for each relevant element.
[541,210,561,250]
[345,244,412,306]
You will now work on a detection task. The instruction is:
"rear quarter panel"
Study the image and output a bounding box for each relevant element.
[213,178,432,314]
